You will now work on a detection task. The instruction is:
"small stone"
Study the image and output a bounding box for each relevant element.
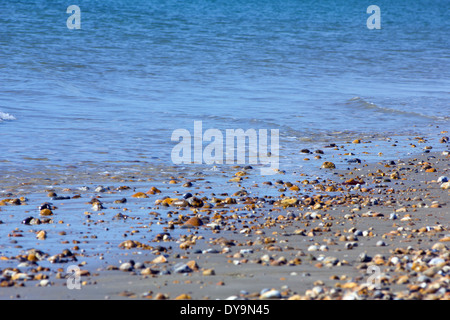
[440,182,450,190]
[36,230,47,240]
[172,199,189,207]
[376,241,386,247]
[202,268,216,276]
[423,266,440,277]
[175,294,192,300]
[359,253,372,263]
[428,258,445,266]
[323,256,339,267]
[140,268,158,276]
[118,240,138,249]
[437,176,449,183]
[396,275,409,285]
[39,209,53,216]
[431,243,447,251]
[92,202,104,211]
[119,262,134,272]
[186,260,199,271]
[321,161,336,169]
[154,293,169,300]
[146,187,161,194]
[182,217,203,228]
[259,289,282,299]
[152,255,168,264]
[95,186,107,192]
[345,242,357,250]
[22,216,34,225]
[390,257,400,265]
[173,263,193,274]
[39,279,50,287]
[132,192,148,198]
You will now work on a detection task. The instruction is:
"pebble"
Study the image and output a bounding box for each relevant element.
[437,176,449,183]
[173,263,193,274]
[323,257,339,267]
[376,241,387,247]
[202,248,220,254]
[202,268,215,276]
[428,258,445,266]
[39,209,53,216]
[345,242,358,250]
[152,255,167,264]
[182,217,204,228]
[36,230,47,240]
[312,286,324,296]
[441,182,450,190]
[259,289,282,299]
[321,161,336,169]
[22,216,34,225]
[95,186,107,192]
[359,253,372,263]
[39,280,50,287]
[389,213,398,220]
[52,196,70,200]
[119,262,134,272]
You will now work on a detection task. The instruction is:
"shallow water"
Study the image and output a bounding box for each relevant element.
[0,0,449,179]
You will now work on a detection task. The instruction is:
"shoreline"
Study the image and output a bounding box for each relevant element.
[0,133,449,300]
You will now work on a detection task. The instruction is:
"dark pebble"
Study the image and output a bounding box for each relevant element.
[52,196,71,200]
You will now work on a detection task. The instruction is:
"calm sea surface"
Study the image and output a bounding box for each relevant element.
[1,0,449,179]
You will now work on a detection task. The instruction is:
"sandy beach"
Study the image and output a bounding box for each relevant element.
[0,133,449,301]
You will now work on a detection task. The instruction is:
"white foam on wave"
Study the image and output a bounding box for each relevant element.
[0,111,16,121]
[347,97,445,121]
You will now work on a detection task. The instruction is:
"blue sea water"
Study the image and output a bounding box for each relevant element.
[0,0,449,178]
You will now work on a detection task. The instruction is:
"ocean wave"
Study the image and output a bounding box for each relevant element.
[0,111,16,122]
[347,97,449,121]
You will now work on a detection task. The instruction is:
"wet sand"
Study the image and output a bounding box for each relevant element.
[0,134,449,300]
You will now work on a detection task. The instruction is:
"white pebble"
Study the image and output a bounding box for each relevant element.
[390,257,400,265]
[428,258,445,266]
[260,289,282,299]
[376,240,386,247]
[39,279,50,287]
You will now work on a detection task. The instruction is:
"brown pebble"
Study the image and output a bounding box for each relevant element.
[40,209,53,216]
[36,230,47,240]
[183,217,203,228]
[321,162,336,169]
